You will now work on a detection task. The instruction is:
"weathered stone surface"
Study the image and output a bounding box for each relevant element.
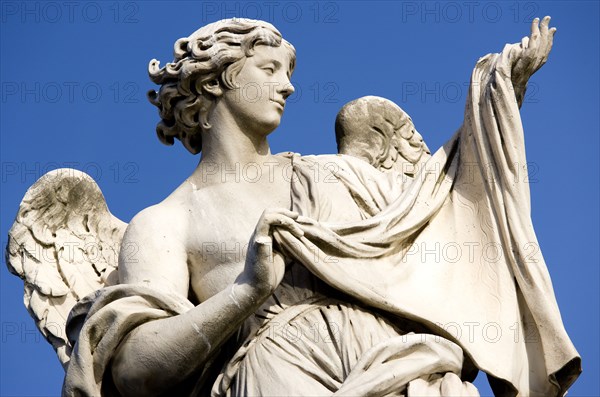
[6,17,580,397]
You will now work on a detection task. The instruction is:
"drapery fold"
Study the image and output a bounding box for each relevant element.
[63,43,580,397]
[63,285,195,396]
[273,43,580,396]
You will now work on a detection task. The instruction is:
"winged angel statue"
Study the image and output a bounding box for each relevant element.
[6,18,581,396]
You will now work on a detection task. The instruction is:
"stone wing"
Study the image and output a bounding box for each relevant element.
[5,169,127,367]
[335,96,430,177]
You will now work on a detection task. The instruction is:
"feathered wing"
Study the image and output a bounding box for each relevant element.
[335,96,430,177]
[5,168,127,367]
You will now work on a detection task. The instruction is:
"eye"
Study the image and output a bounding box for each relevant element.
[262,65,275,75]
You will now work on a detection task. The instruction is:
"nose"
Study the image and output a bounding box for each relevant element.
[278,78,295,99]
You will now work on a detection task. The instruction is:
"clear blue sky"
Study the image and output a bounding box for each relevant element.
[1,1,598,395]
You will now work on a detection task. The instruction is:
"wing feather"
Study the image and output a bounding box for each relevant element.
[335,96,431,176]
[5,168,127,367]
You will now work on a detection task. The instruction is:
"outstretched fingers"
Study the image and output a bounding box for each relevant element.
[539,16,555,64]
[540,16,550,35]
[522,16,556,72]
[530,17,540,42]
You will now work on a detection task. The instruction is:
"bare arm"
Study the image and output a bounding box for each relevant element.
[111,206,302,396]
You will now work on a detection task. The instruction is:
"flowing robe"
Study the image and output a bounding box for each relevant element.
[63,43,580,396]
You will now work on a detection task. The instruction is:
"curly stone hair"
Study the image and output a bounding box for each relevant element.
[148,19,296,154]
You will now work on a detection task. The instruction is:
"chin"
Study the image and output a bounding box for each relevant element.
[260,118,282,136]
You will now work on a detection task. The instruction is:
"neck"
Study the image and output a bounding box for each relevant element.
[195,105,275,174]
[199,126,271,168]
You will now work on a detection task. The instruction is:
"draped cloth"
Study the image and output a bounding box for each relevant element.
[62,285,195,396]
[211,294,478,396]
[272,43,580,396]
[63,43,580,396]
[63,279,478,396]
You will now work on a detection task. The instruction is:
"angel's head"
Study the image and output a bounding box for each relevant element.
[148,18,296,154]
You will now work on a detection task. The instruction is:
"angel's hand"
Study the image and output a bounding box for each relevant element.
[239,208,304,298]
[511,16,556,88]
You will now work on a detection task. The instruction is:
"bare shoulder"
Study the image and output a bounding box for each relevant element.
[118,185,193,296]
[124,203,186,250]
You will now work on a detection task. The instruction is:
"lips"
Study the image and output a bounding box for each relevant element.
[271,99,285,109]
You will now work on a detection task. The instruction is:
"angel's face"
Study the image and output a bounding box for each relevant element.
[220,44,295,137]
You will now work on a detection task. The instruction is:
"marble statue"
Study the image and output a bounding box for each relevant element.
[6,17,581,396]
